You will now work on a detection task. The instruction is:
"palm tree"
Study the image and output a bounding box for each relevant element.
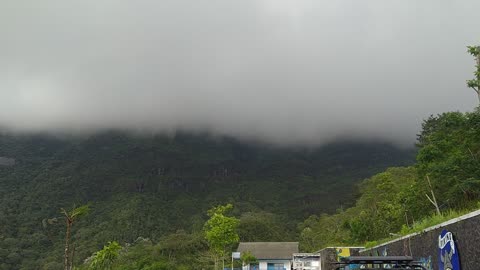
[61,204,89,270]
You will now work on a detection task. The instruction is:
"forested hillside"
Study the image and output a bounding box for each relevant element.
[2,106,479,270]
[299,108,480,251]
[0,132,414,269]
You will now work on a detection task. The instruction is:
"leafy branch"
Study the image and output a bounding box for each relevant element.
[467,45,480,103]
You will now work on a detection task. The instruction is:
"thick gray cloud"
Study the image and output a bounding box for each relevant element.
[0,0,479,146]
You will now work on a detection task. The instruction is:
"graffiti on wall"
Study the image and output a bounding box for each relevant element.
[379,247,393,269]
[418,256,433,270]
[335,248,350,262]
[438,230,460,270]
[335,248,359,270]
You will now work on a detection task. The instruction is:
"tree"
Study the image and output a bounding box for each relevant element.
[467,45,480,103]
[238,211,287,242]
[416,110,480,208]
[298,167,419,248]
[204,204,239,270]
[240,251,257,270]
[61,204,89,270]
[89,241,122,270]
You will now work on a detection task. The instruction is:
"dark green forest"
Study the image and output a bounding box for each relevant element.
[0,109,480,270]
[2,108,480,269]
[300,108,480,251]
[0,131,414,269]
[2,2,480,269]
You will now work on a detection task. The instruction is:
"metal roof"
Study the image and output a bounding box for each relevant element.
[237,242,299,260]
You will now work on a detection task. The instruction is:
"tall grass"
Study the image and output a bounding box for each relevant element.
[364,205,480,249]
[401,206,480,236]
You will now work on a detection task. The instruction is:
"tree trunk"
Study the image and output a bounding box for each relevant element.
[64,220,71,270]
[69,243,75,270]
[222,246,225,270]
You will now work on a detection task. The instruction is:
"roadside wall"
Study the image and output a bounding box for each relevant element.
[318,247,362,270]
[359,209,480,270]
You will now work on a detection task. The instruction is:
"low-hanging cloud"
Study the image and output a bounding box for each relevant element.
[0,0,479,146]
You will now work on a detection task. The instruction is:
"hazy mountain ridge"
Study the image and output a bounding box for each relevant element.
[0,131,414,269]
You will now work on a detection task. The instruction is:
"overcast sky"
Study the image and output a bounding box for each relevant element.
[0,0,479,146]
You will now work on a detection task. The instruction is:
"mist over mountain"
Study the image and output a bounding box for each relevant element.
[1,1,480,269]
[1,0,479,146]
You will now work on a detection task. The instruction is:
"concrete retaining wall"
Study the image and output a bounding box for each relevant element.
[317,247,362,270]
[360,209,480,270]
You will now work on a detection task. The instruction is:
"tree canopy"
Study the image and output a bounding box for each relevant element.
[204,204,240,270]
[299,108,480,251]
[467,45,480,103]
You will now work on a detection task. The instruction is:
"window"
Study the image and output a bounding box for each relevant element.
[267,263,285,270]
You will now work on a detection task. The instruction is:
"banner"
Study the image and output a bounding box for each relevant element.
[438,230,460,270]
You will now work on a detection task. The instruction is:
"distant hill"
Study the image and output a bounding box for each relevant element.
[0,131,415,269]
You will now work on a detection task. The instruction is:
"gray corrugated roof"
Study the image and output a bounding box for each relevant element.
[237,242,299,260]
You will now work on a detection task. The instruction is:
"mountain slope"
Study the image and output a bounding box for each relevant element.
[0,131,414,269]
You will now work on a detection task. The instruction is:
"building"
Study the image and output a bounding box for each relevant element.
[292,253,320,270]
[237,242,299,270]
[316,247,364,270]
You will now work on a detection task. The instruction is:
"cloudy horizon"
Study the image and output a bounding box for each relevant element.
[1,0,479,146]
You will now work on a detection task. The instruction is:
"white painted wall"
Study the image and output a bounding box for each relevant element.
[257,260,291,270]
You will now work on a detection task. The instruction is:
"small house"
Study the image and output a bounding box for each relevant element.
[237,242,299,270]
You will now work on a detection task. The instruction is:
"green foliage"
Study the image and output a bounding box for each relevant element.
[62,204,90,221]
[4,45,478,269]
[238,211,292,242]
[0,132,413,269]
[400,209,475,236]
[467,45,480,56]
[364,240,379,249]
[299,167,418,250]
[87,239,171,270]
[62,204,90,270]
[204,204,240,267]
[76,234,210,270]
[362,208,480,250]
[89,241,122,270]
[299,212,351,252]
[349,167,417,242]
[240,251,257,265]
[416,109,480,209]
[300,107,480,251]
[466,45,480,100]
